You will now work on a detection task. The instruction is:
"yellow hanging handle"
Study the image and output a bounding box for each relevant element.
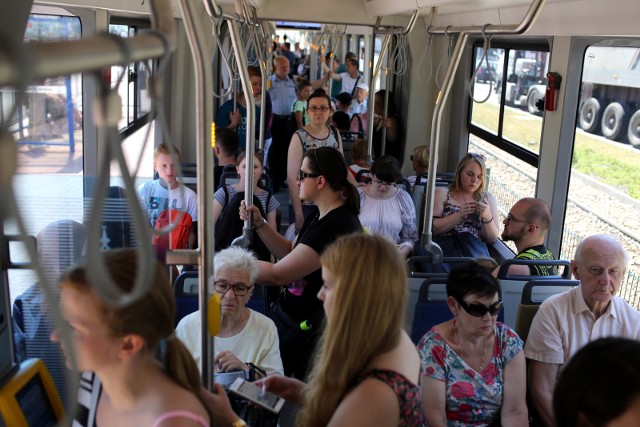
[207,293,222,336]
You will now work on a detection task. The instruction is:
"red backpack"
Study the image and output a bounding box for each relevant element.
[152,209,193,250]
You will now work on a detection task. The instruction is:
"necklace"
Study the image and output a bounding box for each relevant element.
[319,198,341,219]
[453,319,488,371]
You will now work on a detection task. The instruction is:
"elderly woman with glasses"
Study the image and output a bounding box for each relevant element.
[432,152,499,260]
[240,146,362,379]
[287,90,348,234]
[418,263,528,427]
[358,155,418,257]
[176,246,284,377]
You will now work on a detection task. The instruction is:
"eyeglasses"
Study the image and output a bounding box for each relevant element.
[505,213,528,224]
[298,170,320,181]
[308,106,331,113]
[214,280,253,296]
[372,177,395,187]
[456,298,502,317]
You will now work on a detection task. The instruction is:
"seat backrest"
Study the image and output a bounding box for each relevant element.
[514,279,578,342]
[220,171,240,188]
[396,178,411,193]
[410,279,451,344]
[498,259,572,328]
[174,271,199,326]
[407,255,477,277]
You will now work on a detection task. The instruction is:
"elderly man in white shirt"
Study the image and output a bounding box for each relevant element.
[525,234,640,427]
[349,82,369,117]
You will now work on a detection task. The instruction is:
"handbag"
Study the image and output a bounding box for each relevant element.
[226,364,279,427]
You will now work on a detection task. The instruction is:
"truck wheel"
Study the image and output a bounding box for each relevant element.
[628,110,640,148]
[527,89,542,115]
[578,98,600,133]
[601,102,627,141]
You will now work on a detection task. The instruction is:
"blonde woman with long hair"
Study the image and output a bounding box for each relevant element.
[201,234,424,427]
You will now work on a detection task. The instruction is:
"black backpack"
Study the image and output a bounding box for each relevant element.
[215,187,272,261]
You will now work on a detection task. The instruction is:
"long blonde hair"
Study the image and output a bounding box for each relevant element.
[450,152,488,201]
[296,234,408,427]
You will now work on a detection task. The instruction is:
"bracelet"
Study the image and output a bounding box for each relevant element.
[481,216,493,224]
[254,218,267,229]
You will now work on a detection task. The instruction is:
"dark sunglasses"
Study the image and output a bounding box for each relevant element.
[298,170,320,181]
[456,298,502,317]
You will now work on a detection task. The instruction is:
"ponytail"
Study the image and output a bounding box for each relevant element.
[342,181,360,215]
[163,335,210,412]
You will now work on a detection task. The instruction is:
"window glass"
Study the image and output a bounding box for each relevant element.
[564,45,640,307]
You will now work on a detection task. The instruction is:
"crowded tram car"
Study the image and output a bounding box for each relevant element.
[1,0,639,425]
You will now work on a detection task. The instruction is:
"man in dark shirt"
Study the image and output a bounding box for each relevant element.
[494,197,558,276]
[214,127,239,189]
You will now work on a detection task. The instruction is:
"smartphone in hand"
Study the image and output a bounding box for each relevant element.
[228,378,285,414]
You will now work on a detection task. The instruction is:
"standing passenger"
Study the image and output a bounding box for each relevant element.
[51,249,209,426]
[287,91,344,233]
[239,147,362,379]
[267,55,298,192]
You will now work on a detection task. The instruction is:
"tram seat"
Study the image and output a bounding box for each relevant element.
[515,279,579,342]
[410,178,453,234]
[355,169,371,184]
[181,162,198,192]
[405,256,475,335]
[497,259,572,329]
[396,178,412,193]
[410,279,450,344]
[219,171,273,193]
[173,271,269,327]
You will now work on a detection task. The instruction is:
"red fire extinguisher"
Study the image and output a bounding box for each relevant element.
[545,72,562,111]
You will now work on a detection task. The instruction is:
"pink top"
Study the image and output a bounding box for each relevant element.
[151,410,209,427]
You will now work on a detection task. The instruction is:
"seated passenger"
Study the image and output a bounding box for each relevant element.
[12,219,85,404]
[493,197,558,277]
[554,337,640,427]
[525,234,640,427]
[432,152,499,259]
[136,143,198,249]
[203,234,424,426]
[51,249,209,426]
[348,137,369,180]
[240,147,362,379]
[407,145,430,187]
[176,246,283,376]
[419,262,528,426]
[358,156,418,257]
[372,90,401,162]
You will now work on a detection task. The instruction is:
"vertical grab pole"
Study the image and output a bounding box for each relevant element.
[421,32,468,260]
[248,5,267,152]
[366,32,392,163]
[228,11,256,245]
[179,0,214,388]
[380,56,391,155]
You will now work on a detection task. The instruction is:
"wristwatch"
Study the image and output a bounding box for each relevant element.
[232,419,247,427]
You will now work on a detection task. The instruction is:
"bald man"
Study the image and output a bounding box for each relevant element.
[494,197,557,276]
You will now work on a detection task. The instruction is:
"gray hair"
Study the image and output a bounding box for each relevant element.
[214,246,260,285]
[574,234,630,268]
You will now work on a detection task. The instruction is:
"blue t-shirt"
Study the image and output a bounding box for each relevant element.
[215,94,272,152]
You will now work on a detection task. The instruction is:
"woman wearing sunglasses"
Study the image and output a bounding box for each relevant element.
[418,262,528,426]
[287,90,347,234]
[240,146,361,379]
[431,152,499,260]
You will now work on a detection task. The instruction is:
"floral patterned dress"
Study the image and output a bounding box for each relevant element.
[351,368,424,426]
[418,322,523,426]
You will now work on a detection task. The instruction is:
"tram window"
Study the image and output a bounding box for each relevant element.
[563,43,640,308]
[109,22,152,130]
[469,44,549,164]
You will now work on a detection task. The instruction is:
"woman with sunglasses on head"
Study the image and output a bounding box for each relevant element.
[358,156,418,257]
[418,262,527,427]
[240,146,362,379]
[287,90,347,233]
[432,152,499,259]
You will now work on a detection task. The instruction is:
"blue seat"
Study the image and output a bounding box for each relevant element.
[411,279,451,344]
[173,271,269,327]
